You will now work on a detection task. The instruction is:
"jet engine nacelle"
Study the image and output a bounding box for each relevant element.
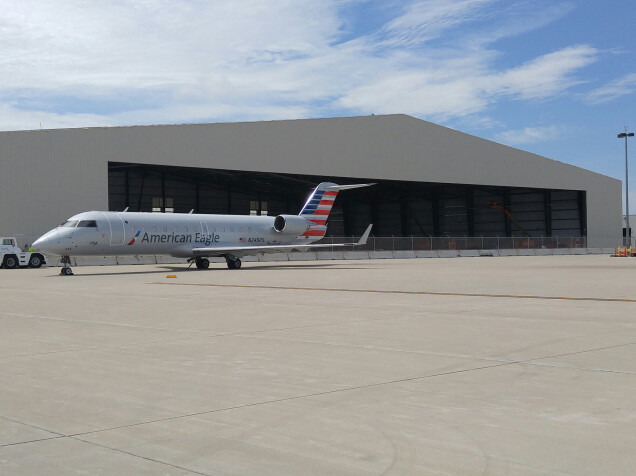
[273,215,312,235]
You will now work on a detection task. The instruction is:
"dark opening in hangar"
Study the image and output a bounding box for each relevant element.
[108,162,586,238]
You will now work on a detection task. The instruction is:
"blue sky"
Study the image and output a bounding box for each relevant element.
[1,0,635,207]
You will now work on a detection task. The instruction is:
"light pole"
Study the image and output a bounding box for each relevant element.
[618,127,634,247]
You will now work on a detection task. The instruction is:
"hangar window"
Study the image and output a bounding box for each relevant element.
[152,197,174,213]
[250,200,268,216]
[77,220,97,227]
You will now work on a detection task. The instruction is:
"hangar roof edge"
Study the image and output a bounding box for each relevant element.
[0,114,617,183]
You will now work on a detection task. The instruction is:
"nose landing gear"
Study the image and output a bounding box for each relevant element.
[60,256,74,276]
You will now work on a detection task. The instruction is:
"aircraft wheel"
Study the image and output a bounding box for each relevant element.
[61,267,73,276]
[3,255,18,269]
[195,258,210,269]
[29,254,44,268]
[226,258,241,269]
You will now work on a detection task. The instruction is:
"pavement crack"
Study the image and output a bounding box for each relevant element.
[150,282,636,303]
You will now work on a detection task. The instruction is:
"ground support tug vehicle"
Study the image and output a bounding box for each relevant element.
[0,237,47,269]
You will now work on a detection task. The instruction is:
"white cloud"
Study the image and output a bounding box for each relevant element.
[379,0,496,46]
[586,73,636,104]
[0,0,609,130]
[495,126,562,145]
[0,104,113,131]
[488,45,597,99]
[0,0,342,91]
[336,45,597,120]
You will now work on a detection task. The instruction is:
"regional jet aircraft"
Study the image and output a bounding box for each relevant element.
[32,182,373,275]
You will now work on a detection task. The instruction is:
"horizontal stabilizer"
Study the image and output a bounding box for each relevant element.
[324,183,375,192]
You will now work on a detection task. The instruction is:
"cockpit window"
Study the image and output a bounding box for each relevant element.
[60,220,79,227]
[77,220,97,227]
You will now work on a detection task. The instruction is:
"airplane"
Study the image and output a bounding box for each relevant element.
[32,182,374,275]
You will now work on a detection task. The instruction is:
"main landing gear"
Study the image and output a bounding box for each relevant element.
[190,256,242,269]
[226,256,242,270]
[195,258,210,269]
[60,256,73,276]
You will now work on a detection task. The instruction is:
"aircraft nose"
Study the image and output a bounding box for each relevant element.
[32,230,63,255]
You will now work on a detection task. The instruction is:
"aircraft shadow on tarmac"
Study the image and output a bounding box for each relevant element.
[45,262,377,277]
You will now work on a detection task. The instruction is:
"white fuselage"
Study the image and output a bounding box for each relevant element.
[33,211,321,258]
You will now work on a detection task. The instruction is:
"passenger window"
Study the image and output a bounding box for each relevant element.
[2,239,12,245]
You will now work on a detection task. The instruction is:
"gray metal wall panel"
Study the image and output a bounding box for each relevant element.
[0,129,108,245]
[0,114,622,247]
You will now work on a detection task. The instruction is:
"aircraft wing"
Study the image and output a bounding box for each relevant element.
[192,224,372,258]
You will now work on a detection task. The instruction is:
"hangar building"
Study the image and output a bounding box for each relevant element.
[0,114,621,248]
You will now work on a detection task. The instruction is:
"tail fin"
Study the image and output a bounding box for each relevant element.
[298,182,374,237]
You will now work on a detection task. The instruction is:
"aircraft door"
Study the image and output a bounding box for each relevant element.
[102,213,125,246]
[200,222,209,236]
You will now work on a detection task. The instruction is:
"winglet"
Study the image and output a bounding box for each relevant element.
[357,224,373,246]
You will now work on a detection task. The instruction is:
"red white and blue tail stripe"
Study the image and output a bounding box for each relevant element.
[299,182,374,238]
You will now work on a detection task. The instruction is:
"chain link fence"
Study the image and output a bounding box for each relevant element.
[327,236,587,251]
